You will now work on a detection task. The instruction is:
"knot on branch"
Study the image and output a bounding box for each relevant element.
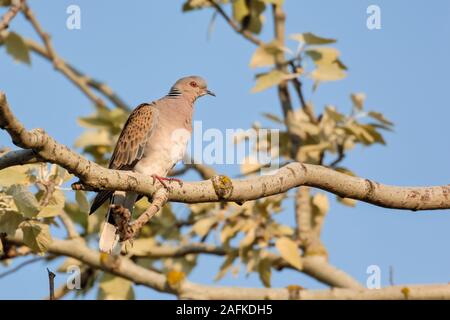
[211,175,233,200]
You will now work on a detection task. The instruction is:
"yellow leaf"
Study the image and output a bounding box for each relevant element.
[312,193,329,215]
[306,47,346,82]
[258,257,272,287]
[98,273,135,300]
[20,221,52,253]
[0,165,33,187]
[275,237,302,270]
[74,130,111,148]
[192,217,216,238]
[38,189,65,218]
[351,93,366,110]
[249,42,285,68]
[251,70,299,93]
[290,32,336,45]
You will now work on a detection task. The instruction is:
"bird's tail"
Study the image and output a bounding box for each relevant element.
[99,191,137,255]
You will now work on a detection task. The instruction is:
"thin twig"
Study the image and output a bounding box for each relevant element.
[0,0,24,32]
[0,257,44,279]
[19,4,108,109]
[46,268,56,300]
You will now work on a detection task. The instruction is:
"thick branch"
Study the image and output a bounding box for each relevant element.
[6,235,450,299]
[131,242,361,289]
[2,92,450,210]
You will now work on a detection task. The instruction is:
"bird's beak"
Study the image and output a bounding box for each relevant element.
[206,90,216,97]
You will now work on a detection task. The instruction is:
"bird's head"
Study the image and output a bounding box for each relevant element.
[170,76,215,100]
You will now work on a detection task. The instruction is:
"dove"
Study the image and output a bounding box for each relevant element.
[89,76,215,254]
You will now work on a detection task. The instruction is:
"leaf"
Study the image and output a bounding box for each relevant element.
[240,155,263,175]
[20,221,52,253]
[337,196,357,207]
[312,193,329,216]
[214,253,238,281]
[38,189,65,218]
[351,93,366,110]
[275,237,303,270]
[0,211,24,236]
[5,32,31,65]
[262,112,283,124]
[75,190,90,213]
[98,273,135,300]
[232,0,249,23]
[290,32,336,45]
[74,130,111,148]
[306,47,346,82]
[6,185,40,218]
[251,70,299,93]
[192,217,216,238]
[368,111,394,126]
[0,166,32,187]
[249,42,285,68]
[0,0,12,6]
[258,257,272,287]
[239,227,256,248]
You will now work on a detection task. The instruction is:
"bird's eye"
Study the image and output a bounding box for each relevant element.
[189,81,198,88]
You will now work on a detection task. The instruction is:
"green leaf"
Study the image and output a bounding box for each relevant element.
[258,257,272,287]
[290,32,336,45]
[75,190,90,213]
[275,237,303,270]
[98,273,135,300]
[20,220,52,253]
[0,211,24,236]
[37,189,65,218]
[233,0,265,34]
[232,0,249,23]
[251,70,298,93]
[5,32,31,65]
[6,184,40,218]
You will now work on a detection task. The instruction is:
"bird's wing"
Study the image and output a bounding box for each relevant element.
[109,102,158,170]
[89,103,158,214]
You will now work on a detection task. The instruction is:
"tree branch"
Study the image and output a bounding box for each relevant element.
[131,242,361,289]
[5,234,450,299]
[1,91,450,210]
[0,149,40,169]
[0,0,24,32]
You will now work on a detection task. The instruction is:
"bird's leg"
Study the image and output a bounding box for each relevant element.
[151,174,183,188]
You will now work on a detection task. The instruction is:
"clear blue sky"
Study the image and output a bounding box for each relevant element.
[1,0,450,299]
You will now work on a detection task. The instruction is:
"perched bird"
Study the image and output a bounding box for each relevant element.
[89,76,215,254]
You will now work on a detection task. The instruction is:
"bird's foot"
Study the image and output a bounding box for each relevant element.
[151,174,183,189]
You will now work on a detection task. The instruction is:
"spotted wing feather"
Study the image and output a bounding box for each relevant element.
[89,103,157,214]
